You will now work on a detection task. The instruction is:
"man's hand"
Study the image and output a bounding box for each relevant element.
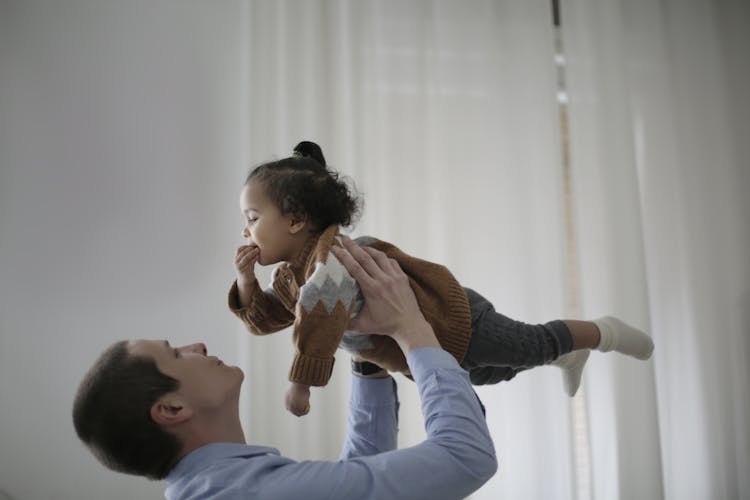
[332,237,424,336]
[285,382,311,417]
[332,236,440,355]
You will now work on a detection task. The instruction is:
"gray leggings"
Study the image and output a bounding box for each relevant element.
[460,288,573,385]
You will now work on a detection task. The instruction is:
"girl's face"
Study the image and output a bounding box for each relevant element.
[239,180,304,265]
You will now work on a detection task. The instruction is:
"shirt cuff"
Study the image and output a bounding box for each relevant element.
[350,376,397,407]
[406,347,461,384]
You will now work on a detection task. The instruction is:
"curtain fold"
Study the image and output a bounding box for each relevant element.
[562,0,749,498]
[244,2,571,498]
[559,1,664,498]
[243,1,749,498]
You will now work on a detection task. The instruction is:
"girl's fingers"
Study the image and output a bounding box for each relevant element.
[236,245,253,257]
[235,246,258,262]
[236,244,259,254]
[235,249,259,270]
[238,256,253,268]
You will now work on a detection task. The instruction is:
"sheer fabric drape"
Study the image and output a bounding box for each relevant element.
[562,0,749,498]
[242,1,749,498]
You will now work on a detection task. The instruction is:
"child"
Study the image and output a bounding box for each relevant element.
[229,142,654,416]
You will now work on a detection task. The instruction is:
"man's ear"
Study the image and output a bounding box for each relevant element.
[150,396,193,426]
[288,214,307,235]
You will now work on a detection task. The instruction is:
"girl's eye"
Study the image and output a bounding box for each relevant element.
[247,217,258,225]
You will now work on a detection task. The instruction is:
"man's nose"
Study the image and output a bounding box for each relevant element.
[178,343,207,355]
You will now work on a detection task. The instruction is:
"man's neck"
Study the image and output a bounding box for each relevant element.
[177,409,246,460]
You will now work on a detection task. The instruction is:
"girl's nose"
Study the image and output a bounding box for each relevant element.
[242,227,250,238]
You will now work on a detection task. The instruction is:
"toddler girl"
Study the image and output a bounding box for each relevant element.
[229,142,654,416]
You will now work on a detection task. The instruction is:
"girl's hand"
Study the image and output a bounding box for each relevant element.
[285,383,311,417]
[234,245,260,288]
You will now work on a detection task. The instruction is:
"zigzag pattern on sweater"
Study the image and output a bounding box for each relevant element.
[299,255,359,314]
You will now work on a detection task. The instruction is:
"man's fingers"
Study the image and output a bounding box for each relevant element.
[388,256,406,277]
[337,236,387,280]
[332,244,376,290]
[340,237,390,279]
[361,247,401,277]
[347,316,366,332]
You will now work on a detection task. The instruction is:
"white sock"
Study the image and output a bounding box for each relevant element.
[552,349,590,397]
[593,316,654,360]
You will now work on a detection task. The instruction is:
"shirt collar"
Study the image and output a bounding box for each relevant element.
[165,442,280,484]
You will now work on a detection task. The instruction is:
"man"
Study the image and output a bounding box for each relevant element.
[73,238,498,499]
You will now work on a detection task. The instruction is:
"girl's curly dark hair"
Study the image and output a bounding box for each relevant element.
[245,141,362,230]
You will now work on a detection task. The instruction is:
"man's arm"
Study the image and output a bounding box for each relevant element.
[328,238,496,496]
[174,239,497,500]
[256,346,496,500]
[339,372,398,460]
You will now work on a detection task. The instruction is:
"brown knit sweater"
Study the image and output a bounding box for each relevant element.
[228,225,473,386]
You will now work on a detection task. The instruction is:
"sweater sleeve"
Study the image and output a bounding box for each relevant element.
[288,250,359,386]
[227,279,295,335]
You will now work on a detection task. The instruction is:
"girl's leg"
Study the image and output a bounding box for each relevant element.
[553,318,654,395]
[564,320,601,349]
[460,287,574,376]
[468,366,526,385]
[550,348,590,396]
[563,318,653,358]
[590,316,654,359]
[461,288,654,396]
[551,321,599,396]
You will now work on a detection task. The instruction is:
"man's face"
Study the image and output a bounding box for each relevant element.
[128,340,244,411]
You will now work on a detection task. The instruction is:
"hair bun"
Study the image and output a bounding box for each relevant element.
[293,141,326,167]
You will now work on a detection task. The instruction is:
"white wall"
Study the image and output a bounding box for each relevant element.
[0,2,246,499]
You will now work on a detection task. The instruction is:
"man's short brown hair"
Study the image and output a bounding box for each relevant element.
[72,341,181,480]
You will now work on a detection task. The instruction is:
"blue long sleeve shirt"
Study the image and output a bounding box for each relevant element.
[164,348,497,500]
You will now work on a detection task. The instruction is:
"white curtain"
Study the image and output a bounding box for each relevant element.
[562,0,750,498]
[243,1,749,499]
[243,1,573,498]
[2,1,743,498]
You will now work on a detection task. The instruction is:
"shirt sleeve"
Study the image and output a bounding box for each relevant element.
[227,279,295,335]
[255,348,499,500]
[339,376,399,460]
